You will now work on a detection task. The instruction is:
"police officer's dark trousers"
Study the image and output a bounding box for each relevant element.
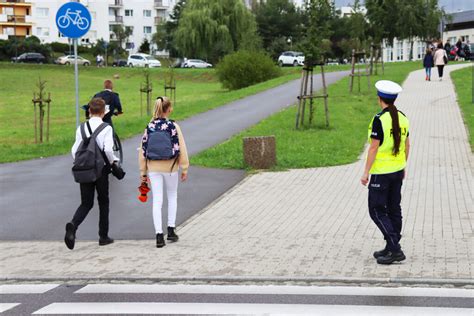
[368,170,404,252]
[71,168,110,238]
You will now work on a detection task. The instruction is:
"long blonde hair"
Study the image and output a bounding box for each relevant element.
[153,96,172,120]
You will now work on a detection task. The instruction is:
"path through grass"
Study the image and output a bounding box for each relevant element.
[191,62,426,170]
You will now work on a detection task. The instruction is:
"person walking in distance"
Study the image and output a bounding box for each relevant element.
[93,80,123,127]
[423,48,434,81]
[138,97,189,248]
[65,98,119,250]
[433,42,448,81]
[361,80,410,265]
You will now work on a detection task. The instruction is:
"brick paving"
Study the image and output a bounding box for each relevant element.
[1,64,472,283]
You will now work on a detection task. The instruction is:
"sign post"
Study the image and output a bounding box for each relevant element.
[55,2,91,128]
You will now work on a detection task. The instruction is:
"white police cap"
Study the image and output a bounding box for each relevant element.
[375,80,402,99]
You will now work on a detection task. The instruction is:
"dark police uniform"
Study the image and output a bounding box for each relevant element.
[366,80,410,264]
[93,89,122,126]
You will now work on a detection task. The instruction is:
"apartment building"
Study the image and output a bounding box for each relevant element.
[2,0,175,54]
[0,0,33,40]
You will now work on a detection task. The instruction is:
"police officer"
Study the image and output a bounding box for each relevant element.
[361,80,410,265]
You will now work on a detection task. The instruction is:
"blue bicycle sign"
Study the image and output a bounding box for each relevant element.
[56,2,91,39]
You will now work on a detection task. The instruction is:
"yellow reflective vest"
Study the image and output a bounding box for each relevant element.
[368,110,409,175]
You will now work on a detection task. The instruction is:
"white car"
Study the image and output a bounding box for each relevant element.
[56,55,91,66]
[182,59,212,68]
[127,53,161,68]
[278,51,305,67]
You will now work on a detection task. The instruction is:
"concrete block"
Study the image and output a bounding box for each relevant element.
[243,136,276,169]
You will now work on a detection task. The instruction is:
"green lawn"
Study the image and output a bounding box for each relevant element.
[191,61,426,170]
[0,62,350,163]
[451,65,474,152]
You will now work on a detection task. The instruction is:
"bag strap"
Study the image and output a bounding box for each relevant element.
[80,123,87,140]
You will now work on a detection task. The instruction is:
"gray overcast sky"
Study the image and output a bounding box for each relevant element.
[334,0,474,12]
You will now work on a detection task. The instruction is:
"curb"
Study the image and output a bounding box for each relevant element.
[2,275,473,287]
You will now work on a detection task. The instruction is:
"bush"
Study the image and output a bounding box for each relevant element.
[216,50,281,90]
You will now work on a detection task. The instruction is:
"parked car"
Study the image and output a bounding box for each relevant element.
[11,53,46,64]
[112,59,127,67]
[278,51,305,67]
[56,55,91,66]
[127,53,161,68]
[182,59,212,68]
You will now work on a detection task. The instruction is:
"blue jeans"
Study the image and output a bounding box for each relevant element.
[425,67,431,79]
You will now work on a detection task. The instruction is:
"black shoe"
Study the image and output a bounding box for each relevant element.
[64,222,76,250]
[377,250,406,264]
[167,227,179,242]
[99,236,114,246]
[373,248,389,259]
[156,233,165,248]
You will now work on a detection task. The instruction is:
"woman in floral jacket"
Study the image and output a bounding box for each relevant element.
[138,96,189,248]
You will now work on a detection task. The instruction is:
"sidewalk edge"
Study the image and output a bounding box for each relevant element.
[2,275,473,287]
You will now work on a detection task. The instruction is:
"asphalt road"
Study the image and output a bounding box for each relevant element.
[0,71,349,240]
[1,284,472,315]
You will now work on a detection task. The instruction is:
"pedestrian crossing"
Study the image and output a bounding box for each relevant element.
[1,284,472,315]
[32,302,473,315]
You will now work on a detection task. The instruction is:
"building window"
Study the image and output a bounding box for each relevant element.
[36,8,49,17]
[125,9,133,17]
[125,26,134,34]
[4,27,14,35]
[144,26,152,34]
[143,10,151,17]
[126,42,134,49]
[397,41,403,60]
[37,27,50,37]
[3,7,14,15]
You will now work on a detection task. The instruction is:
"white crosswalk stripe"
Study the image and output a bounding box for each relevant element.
[0,303,20,313]
[32,302,473,315]
[76,284,474,298]
[0,284,60,294]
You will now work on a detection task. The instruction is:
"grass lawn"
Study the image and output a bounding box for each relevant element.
[191,61,428,170]
[0,62,349,163]
[451,65,474,152]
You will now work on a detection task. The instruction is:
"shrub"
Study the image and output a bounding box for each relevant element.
[216,50,281,90]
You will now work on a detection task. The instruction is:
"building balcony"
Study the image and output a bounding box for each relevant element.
[154,16,164,25]
[109,0,123,8]
[154,0,167,9]
[0,0,32,7]
[0,14,32,25]
[109,15,123,24]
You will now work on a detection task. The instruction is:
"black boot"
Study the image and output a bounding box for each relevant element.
[156,233,165,248]
[167,227,179,242]
[99,236,114,246]
[373,247,389,259]
[64,222,76,250]
[377,250,406,264]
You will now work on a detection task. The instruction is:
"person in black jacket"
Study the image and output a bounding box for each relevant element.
[93,80,123,127]
[423,48,434,81]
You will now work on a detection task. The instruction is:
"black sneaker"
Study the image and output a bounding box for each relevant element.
[377,250,406,264]
[156,233,165,248]
[373,248,389,259]
[99,236,114,246]
[64,222,76,250]
[167,227,179,242]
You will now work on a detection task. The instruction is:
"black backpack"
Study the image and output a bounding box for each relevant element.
[72,122,109,183]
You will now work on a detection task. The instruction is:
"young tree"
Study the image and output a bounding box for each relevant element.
[174,0,260,62]
[139,38,151,54]
[111,25,133,52]
[300,0,335,65]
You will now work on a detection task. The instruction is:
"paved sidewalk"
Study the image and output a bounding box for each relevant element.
[1,65,472,285]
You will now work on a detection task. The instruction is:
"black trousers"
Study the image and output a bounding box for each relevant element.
[71,170,110,238]
[368,170,404,252]
[437,65,444,78]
